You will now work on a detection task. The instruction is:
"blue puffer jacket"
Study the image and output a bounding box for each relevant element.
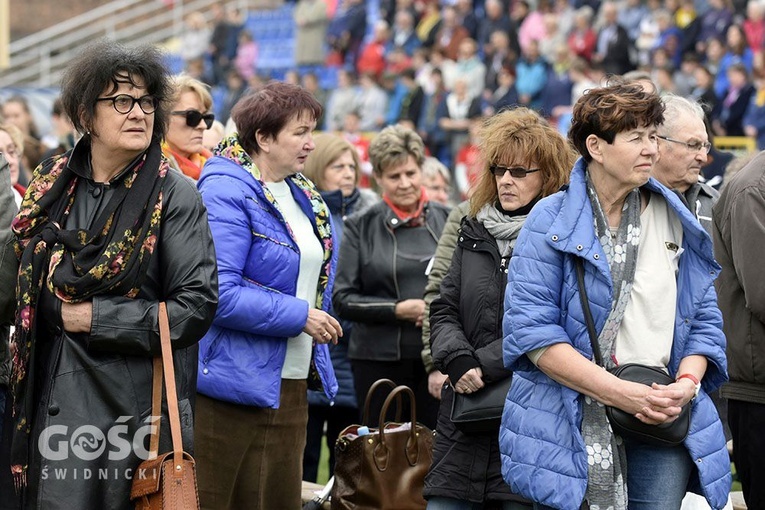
[500,159,730,510]
[196,135,338,408]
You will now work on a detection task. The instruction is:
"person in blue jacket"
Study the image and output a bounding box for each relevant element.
[194,82,340,510]
[500,82,730,510]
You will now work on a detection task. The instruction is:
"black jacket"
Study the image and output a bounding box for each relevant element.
[333,200,449,361]
[424,216,522,503]
[1,145,218,510]
[598,24,634,75]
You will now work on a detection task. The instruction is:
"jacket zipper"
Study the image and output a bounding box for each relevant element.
[388,223,402,360]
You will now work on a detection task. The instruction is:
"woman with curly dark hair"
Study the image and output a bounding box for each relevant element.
[0,40,218,510]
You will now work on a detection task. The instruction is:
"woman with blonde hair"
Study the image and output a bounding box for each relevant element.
[163,74,215,180]
[300,133,378,482]
[423,108,574,509]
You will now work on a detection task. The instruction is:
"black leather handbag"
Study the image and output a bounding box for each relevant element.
[575,258,691,447]
[450,376,512,434]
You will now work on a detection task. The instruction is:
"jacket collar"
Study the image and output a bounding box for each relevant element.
[320,188,360,215]
[548,158,719,270]
[382,200,432,229]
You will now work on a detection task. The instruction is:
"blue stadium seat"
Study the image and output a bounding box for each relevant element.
[165,54,185,75]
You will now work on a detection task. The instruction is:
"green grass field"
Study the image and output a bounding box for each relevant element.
[316,439,331,485]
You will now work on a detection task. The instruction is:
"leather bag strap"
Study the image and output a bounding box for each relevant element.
[574,257,603,367]
[362,379,402,425]
[147,355,163,460]
[158,302,184,467]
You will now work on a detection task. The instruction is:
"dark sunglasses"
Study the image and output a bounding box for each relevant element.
[489,165,541,178]
[171,109,215,129]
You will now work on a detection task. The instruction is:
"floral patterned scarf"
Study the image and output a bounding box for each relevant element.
[8,138,168,489]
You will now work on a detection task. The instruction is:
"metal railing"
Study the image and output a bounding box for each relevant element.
[0,0,256,87]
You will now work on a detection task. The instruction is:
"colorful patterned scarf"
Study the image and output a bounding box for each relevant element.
[213,134,334,310]
[161,141,211,180]
[8,138,168,489]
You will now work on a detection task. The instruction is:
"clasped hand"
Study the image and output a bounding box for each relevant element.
[454,367,484,394]
[623,379,696,425]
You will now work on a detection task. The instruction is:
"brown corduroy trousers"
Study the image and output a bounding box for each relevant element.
[195,379,308,510]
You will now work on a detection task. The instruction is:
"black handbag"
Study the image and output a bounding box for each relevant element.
[450,376,512,434]
[575,258,691,447]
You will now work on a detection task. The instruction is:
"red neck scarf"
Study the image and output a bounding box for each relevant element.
[383,187,429,225]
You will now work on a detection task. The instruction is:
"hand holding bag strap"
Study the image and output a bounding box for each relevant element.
[158,302,184,468]
[146,356,163,461]
[575,257,603,366]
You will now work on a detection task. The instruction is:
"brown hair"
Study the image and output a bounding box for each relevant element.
[367,124,426,177]
[470,107,575,216]
[568,83,664,162]
[232,81,323,155]
[302,133,361,190]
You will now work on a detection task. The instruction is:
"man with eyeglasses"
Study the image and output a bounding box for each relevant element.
[653,94,719,237]
[653,95,732,474]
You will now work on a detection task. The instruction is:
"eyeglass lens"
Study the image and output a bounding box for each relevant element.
[109,95,157,114]
[173,110,214,129]
[490,166,539,178]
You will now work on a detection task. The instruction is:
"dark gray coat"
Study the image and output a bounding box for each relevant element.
[713,152,765,404]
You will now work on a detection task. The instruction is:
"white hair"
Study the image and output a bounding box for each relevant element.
[660,94,706,135]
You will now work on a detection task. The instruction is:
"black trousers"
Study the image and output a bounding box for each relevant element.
[303,404,359,483]
[729,399,765,509]
[350,358,439,430]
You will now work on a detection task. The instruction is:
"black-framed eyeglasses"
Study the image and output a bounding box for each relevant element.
[657,135,712,154]
[489,165,541,178]
[171,110,215,129]
[96,94,158,115]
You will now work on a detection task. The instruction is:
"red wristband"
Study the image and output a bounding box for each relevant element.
[676,373,700,386]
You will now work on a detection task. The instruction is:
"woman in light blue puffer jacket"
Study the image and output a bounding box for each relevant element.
[499,83,730,510]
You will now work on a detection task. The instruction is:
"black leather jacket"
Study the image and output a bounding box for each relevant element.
[2,143,218,510]
[333,200,449,361]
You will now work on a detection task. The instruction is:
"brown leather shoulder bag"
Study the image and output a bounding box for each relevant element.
[130,303,200,509]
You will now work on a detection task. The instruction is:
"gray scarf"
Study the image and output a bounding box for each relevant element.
[475,203,528,256]
[581,171,642,510]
